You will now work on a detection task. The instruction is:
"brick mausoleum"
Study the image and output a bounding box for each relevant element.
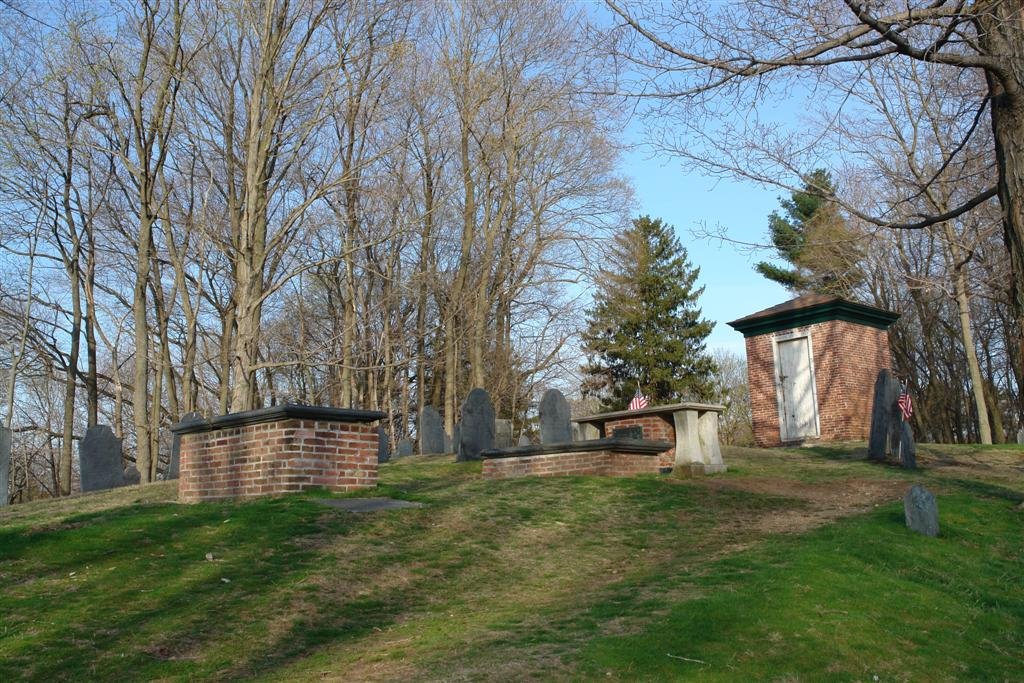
[728,294,899,448]
[172,405,384,503]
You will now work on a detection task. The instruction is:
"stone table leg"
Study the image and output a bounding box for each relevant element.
[672,410,705,477]
[697,410,726,474]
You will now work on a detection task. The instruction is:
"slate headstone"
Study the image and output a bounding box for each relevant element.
[539,389,572,444]
[420,406,446,455]
[518,433,531,447]
[169,411,203,480]
[495,419,513,448]
[80,425,126,492]
[124,466,141,486]
[0,424,11,507]
[612,426,644,440]
[457,388,495,461]
[898,421,916,469]
[903,484,939,537]
[396,438,414,459]
[868,370,900,460]
[377,426,390,463]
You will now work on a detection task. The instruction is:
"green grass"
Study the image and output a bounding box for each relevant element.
[1,444,1021,681]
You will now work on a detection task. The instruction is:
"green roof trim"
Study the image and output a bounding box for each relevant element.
[727,298,899,338]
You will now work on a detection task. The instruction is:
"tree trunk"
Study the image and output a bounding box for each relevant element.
[133,210,154,482]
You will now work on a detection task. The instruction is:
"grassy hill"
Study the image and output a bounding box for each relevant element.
[1,443,1022,681]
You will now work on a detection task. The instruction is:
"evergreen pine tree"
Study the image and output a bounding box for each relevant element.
[581,215,717,411]
[755,169,864,296]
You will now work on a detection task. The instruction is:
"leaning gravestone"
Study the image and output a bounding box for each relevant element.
[903,484,939,537]
[898,421,916,469]
[539,389,572,444]
[377,426,390,463]
[419,406,446,455]
[495,419,513,448]
[168,411,203,480]
[868,370,900,460]
[0,425,11,507]
[457,388,495,461]
[396,438,414,459]
[80,425,126,492]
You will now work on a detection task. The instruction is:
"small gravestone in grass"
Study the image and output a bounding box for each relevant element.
[0,424,11,507]
[419,405,446,455]
[457,388,495,461]
[539,389,572,444]
[518,432,531,447]
[80,425,126,492]
[395,438,414,459]
[904,484,939,537]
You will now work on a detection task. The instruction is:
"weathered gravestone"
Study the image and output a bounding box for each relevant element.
[539,389,572,444]
[124,467,141,485]
[419,406,446,455]
[377,426,390,463]
[457,388,495,461]
[868,370,901,460]
[80,425,126,492]
[903,484,939,537]
[0,425,11,507]
[898,421,916,469]
[518,433,531,446]
[396,438,414,459]
[495,419,513,448]
[169,412,203,480]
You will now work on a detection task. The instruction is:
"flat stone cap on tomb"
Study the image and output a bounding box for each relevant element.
[170,404,386,435]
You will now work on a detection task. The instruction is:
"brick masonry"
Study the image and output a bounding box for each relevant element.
[601,415,676,468]
[177,415,380,503]
[746,319,892,447]
[481,449,661,479]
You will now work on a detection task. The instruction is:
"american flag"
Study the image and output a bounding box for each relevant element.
[628,388,649,411]
[897,387,913,421]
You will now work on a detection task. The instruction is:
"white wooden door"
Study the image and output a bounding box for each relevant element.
[777,337,818,440]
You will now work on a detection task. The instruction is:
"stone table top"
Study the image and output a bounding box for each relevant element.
[573,402,725,425]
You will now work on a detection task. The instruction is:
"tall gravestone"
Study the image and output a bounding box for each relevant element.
[539,389,572,444]
[495,419,513,448]
[898,422,916,469]
[868,370,900,460]
[420,406,446,455]
[377,426,390,463]
[169,412,203,480]
[457,388,495,461]
[0,425,11,507]
[80,425,126,492]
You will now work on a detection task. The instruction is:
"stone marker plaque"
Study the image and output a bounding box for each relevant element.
[539,389,572,444]
[612,426,644,440]
[457,388,495,461]
[80,425,126,492]
[420,406,446,455]
[903,484,939,537]
[0,425,11,507]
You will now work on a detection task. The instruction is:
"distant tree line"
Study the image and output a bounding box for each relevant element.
[0,0,628,500]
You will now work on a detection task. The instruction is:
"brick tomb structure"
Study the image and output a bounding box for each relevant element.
[728,294,899,448]
[171,404,384,503]
[481,402,726,480]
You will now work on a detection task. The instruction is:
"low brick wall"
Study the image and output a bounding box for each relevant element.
[172,405,384,503]
[482,450,661,479]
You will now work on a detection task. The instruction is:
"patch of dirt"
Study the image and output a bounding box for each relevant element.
[698,477,908,535]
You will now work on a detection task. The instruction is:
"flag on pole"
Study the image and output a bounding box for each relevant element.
[897,387,913,421]
[628,387,649,411]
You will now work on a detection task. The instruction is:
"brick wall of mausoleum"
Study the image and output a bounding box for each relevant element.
[746,319,891,447]
[174,406,383,503]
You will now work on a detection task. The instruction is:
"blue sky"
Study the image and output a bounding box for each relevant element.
[618,141,792,355]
